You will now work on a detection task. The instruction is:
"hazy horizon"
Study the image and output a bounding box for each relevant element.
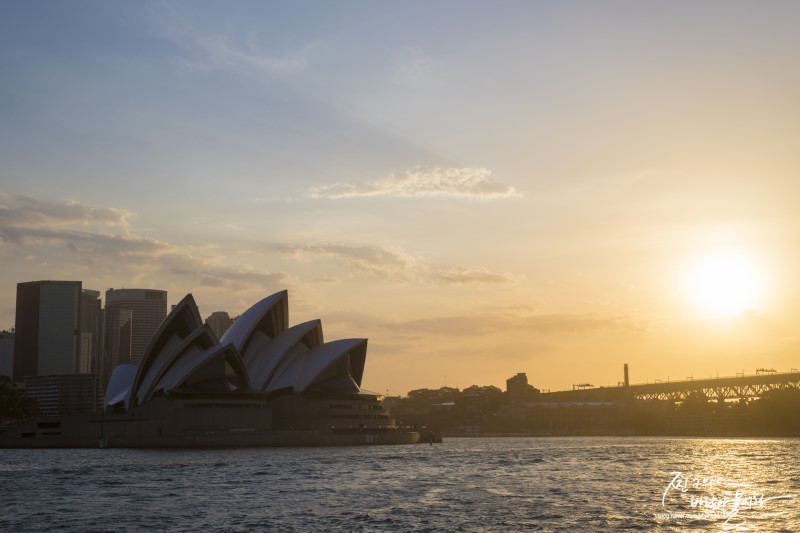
[2,1,799,395]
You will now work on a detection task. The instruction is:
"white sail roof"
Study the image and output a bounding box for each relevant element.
[245,319,323,390]
[104,364,137,408]
[128,294,203,409]
[106,290,370,412]
[135,326,217,405]
[154,343,251,395]
[219,291,287,357]
[267,338,367,394]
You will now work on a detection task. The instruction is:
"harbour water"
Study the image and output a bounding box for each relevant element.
[1,437,798,531]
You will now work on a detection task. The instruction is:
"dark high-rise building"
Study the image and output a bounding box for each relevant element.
[102,307,132,386]
[13,280,82,382]
[104,288,167,366]
[79,289,102,375]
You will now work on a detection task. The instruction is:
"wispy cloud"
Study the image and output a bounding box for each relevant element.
[0,194,289,291]
[0,193,133,233]
[0,194,162,257]
[306,166,521,200]
[431,266,521,285]
[0,226,166,257]
[153,6,310,76]
[391,47,442,87]
[275,241,521,285]
[275,242,419,282]
[322,306,646,344]
[157,252,288,291]
[386,311,647,338]
[1,194,517,292]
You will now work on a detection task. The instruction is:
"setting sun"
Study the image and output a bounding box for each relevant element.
[683,253,766,317]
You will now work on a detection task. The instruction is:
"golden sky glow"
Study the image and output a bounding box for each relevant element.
[1,2,799,394]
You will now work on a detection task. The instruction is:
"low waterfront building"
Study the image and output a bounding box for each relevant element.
[24,374,99,416]
[0,331,13,379]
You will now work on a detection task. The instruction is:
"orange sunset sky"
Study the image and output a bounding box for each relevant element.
[1,1,799,394]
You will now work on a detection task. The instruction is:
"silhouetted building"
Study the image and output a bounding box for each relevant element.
[507,373,529,398]
[79,289,102,375]
[0,330,14,378]
[104,288,167,365]
[102,307,132,386]
[205,311,234,339]
[13,280,82,382]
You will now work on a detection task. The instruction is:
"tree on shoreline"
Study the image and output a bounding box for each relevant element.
[0,376,38,423]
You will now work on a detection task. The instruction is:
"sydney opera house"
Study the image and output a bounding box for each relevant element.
[0,291,420,447]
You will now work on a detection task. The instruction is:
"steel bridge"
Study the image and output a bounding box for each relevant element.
[538,372,800,403]
[627,372,800,401]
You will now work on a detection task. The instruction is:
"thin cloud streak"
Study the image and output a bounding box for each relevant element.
[431,266,523,285]
[306,166,521,200]
[399,312,647,336]
[0,226,166,256]
[334,310,647,339]
[276,242,418,281]
[152,5,310,76]
[275,241,521,285]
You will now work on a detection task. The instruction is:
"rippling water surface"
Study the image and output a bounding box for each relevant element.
[1,437,798,531]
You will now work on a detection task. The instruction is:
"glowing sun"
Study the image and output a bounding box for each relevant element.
[683,253,765,317]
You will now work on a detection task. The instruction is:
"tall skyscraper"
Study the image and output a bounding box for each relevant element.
[205,311,235,339]
[13,280,82,381]
[104,288,167,366]
[102,306,132,386]
[79,289,102,375]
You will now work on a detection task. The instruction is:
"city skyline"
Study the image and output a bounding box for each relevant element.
[1,2,799,395]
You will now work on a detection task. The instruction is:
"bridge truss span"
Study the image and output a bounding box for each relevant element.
[629,372,800,402]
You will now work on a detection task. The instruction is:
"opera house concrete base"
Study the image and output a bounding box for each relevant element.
[0,419,421,448]
[0,394,421,448]
[1,291,421,448]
